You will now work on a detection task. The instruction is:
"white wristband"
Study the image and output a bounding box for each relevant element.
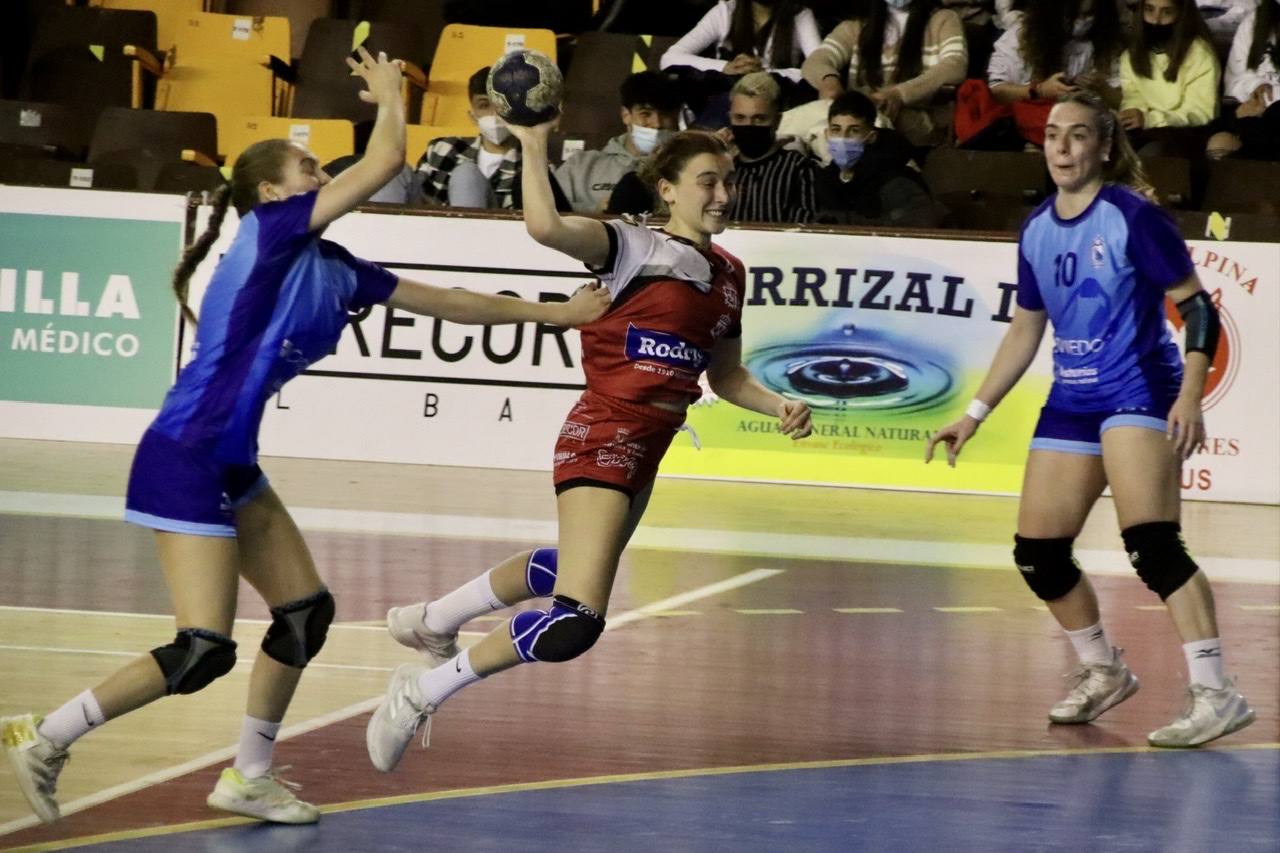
[965,399,991,422]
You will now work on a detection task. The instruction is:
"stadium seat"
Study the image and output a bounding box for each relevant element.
[422,23,557,127]
[290,18,428,122]
[1172,209,1280,242]
[225,0,332,61]
[559,31,673,137]
[0,99,97,161]
[349,0,449,71]
[1140,155,1192,209]
[20,4,159,111]
[88,106,218,190]
[0,154,138,190]
[922,148,1049,204]
[154,160,226,194]
[151,12,292,121]
[87,0,204,57]
[1202,159,1280,215]
[218,115,355,170]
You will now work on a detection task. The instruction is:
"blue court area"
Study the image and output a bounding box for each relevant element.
[79,748,1278,853]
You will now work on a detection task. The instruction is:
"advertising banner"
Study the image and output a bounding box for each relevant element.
[0,187,185,442]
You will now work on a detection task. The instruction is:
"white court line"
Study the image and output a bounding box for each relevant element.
[1,490,1276,585]
[0,567,783,837]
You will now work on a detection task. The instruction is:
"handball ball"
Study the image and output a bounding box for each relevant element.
[486,49,563,126]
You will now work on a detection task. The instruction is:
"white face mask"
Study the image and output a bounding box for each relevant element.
[477,114,510,145]
[630,124,672,154]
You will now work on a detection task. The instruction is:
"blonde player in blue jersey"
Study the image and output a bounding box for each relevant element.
[927,91,1253,747]
[0,48,607,825]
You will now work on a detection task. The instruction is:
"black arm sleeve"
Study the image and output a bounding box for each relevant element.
[1176,290,1221,358]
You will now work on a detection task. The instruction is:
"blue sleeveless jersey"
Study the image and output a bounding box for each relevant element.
[1016,184,1192,412]
[151,191,397,464]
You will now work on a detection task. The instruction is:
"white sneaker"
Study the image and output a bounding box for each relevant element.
[1148,679,1256,748]
[1048,648,1140,723]
[2,714,70,824]
[206,766,319,824]
[366,663,435,773]
[387,603,458,667]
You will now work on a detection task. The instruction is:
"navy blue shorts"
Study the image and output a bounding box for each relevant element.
[124,428,268,537]
[1030,399,1173,456]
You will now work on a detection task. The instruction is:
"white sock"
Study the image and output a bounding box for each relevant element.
[1183,638,1226,689]
[37,690,105,748]
[424,570,504,635]
[232,716,281,779]
[415,648,483,708]
[1064,621,1112,665]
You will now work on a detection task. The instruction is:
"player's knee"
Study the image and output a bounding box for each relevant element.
[1013,535,1083,601]
[525,547,558,597]
[1122,521,1198,601]
[510,595,604,663]
[151,628,237,695]
[261,587,335,668]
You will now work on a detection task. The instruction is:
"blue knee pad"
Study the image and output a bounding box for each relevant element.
[526,548,558,597]
[510,595,604,663]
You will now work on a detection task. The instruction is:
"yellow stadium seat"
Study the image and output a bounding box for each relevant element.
[87,0,205,56]
[217,115,355,169]
[404,122,476,166]
[153,12,292,121]
[424,23,556,126]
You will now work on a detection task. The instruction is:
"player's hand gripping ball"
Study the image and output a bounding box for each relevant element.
[486,49,563,126]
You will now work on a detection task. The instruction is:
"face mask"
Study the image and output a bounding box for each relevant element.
[731,124,775,159]
[1072,16,1094,38]
[885,0,912,10]
[828,136,866,169]
[1143,21,1175,49]
[630,124,670,155]
[476,114,510,145]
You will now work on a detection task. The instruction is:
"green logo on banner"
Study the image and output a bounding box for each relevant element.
[0,212,180,407]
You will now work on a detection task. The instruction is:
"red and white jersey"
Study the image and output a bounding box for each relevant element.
[579,220,745,406]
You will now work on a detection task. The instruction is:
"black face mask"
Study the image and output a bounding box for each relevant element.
[1144,21,1175,50]
[731,124,775,159]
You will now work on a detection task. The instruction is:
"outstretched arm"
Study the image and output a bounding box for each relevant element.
[926,305,1047,466]
[505,121,611,269]
[386,278,609,327]
[705,336,812,439]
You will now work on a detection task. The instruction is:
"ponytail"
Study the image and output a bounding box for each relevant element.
[171,183,232,326]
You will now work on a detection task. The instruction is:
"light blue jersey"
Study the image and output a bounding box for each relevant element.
[1017,184,1192,412]
[150,191,397,464]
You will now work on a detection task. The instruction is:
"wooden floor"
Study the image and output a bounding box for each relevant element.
[0,438,1276,852]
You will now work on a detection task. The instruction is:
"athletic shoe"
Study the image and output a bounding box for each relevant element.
[1048,647,1140,723]
[366,662,435,772]
[2,714,70,824]
[387,603,458,666]
[1147,679,1256,748]
[206,766,319,824]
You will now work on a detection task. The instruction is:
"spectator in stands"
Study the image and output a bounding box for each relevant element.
[554,72,683,213]
[987,0,1126,110]
[415,67,521,209]
[1207,0,1279,159]
[324,121,428,206]
[802,0,968,146]
[1195,0,1258,55]
[815,91,944,226]
[724,72,818,223]
[661,0,823,120]
[1119,0,1219,159]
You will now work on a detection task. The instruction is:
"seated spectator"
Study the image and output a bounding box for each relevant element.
[661,0,822,120]
[415,66,521,209]
[724,72,818,223]
[554,71,682,213]
[959,0,1124,148]
[1195,0,1258,56]
[802,0,968,146]
[1207,0,1279,159]
[815,91,944,226]
[324,121,429,206]
[1119,0,1219,157]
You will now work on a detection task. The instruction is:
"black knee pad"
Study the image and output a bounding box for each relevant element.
[261,587,335,668]
[151,628,237,695]
[1122,521,1198,601]
[510,595,605,663]
[1013,535,1083,601]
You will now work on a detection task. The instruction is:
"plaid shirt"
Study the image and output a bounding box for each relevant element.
[415,135,521,209]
